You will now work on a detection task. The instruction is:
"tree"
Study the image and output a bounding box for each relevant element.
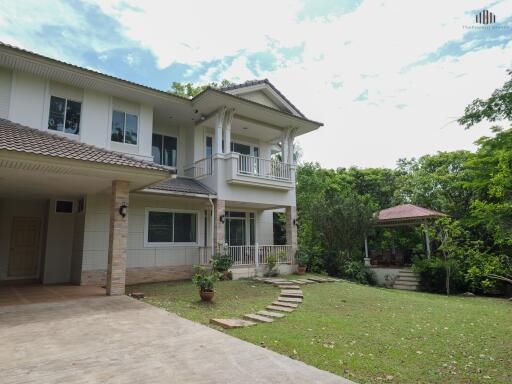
[458,69,512,128]
[169,79,235,98]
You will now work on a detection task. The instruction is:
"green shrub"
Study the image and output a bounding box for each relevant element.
[412,256,465,293]
[264,251,287,277]
[211,253,233,273]
[342,261,376,285]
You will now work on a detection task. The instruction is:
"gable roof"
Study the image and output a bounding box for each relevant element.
[377,204,447,223]
[219,79,306,118]
[0,118,172,172]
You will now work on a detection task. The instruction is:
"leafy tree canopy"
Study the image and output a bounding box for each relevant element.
[169,79,235,99]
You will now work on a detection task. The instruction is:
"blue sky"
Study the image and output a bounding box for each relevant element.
[0,0,511,168]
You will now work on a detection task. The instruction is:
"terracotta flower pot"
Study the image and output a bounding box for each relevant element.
[297,266,306,275]
[199,290,214,302]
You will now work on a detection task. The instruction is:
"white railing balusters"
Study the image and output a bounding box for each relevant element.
[227,245,292,266]
[184,157,213,178]
[237,154,292,181]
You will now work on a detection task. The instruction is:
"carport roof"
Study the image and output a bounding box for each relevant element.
[0,118,173,173]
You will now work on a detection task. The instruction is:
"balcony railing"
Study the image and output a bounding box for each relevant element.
[237,154,292,181]
[184,157,213,178]
[227,244,292,266]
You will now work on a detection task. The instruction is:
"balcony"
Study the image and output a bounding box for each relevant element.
[184,153,294,190]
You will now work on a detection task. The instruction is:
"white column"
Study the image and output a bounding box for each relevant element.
[214,107,226,155]
[287,128,296,164]
[364,234,371,266]
[281,130,289,163]
[424,222,431,258]
[223,108,235,154]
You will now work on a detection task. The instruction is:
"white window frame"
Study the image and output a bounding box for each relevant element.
[225,210,257,246]
[144,208,199,247]
[111,109,139,145]
[47,95,82,135]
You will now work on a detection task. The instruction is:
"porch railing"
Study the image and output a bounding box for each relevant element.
[237,154,292,181]
[228,244,292,266]
[184,157,213,178]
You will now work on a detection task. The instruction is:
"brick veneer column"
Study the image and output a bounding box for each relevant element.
[214,199,225,253]
[106,180,129,296]
[286,206,298,263]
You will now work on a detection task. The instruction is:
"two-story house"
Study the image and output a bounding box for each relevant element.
[0,42,322,295]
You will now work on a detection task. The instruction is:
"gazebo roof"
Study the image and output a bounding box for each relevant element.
[376,204,446,226]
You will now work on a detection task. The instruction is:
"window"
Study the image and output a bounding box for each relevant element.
[146,210,197,244]
[225,211,255,246]
[111,110,138,144]
[206,136,213,157]
[48,96,81,134]
[152,134,177,167]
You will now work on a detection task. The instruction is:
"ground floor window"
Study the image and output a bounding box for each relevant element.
[225,211,256,246]
[146,209,197,245]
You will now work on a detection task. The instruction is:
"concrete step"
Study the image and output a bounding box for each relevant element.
[266,305,294,312]
[296,279,316,284]
[280,290,303,298]
[272,301,299,308]
[307,277,329,283]
[210,318,256,329]
[276,285,301,290]
[398,270,416,276]
[257,310,286,318]
[244,313,274,323]
[289,280,307,285]
[393,284,418,291]
[278,296,303,303]
[394,280,418,287]
[396,276,420,282]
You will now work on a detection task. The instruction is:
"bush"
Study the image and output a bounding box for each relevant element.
[192,265,218,292]
[211,253,233,273]
[412,256,465,294]
[264,251,287,277]
[342,261,376,285]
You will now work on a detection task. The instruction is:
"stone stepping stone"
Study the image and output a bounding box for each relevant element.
[296,279,316,284]
[280,290,303,298]
[272,301,298,308]
[257,310,286,318]
[266,305,294,312]
[210,318,256,329]
[244,313,274,323]
[307,277,330,283]
[277,285,301,289]
[278,296,303,303]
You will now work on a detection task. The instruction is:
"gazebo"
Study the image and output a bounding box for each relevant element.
[364,204,447,267]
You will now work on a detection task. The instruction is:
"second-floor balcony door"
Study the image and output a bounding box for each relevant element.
[231,143,259,175]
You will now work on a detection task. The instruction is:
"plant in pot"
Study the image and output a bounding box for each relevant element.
[192,265,218,302]
[296,251,308,275]
[211,253,233,280]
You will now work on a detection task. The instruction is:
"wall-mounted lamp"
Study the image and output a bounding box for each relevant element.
[219,214,225,224]
[119,202,128,218]
[293,218,297,226]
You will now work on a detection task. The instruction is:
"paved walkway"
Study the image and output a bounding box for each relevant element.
[0,296,352,384]
[0,284,105,306]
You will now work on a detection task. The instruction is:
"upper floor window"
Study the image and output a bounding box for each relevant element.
[111,110,138,145]
[48,96,81,135]
[152,134,177,167]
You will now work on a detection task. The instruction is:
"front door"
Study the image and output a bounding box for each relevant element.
[8,217,41,278]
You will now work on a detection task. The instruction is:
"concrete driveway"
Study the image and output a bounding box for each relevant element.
[0,296,351,384]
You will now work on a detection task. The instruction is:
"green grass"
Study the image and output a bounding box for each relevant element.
[129,276,512,383]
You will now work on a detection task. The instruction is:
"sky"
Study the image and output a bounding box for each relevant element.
[0,0,511,169]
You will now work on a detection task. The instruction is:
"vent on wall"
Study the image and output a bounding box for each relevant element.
[55,200,74,213]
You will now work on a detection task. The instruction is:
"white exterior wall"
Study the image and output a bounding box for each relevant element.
[2,71,154,161]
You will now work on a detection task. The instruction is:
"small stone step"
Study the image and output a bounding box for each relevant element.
[272,300,299,308]
[264,279,287,284]
[278,296,303,303]
[307,277,329,283]
[266,305,294,312]
[394,284,418,291]
[289,280,306,285]
[396,276,420,282]
[244,313,274,323]
[394,280,418,286]
[273,281,296,286]
[296,279,316,284]
[257,310,286,318]
[280,290,303,298]
[210,318,256,329]
[277,284,301,289]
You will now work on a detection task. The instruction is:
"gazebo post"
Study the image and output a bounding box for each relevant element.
[424,222,431,258]
[364,234,370,266]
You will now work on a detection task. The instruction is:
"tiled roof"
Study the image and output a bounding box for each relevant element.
[0,118,171,172]
[219,79,306,118]
[150,177,215,196]
[377,204,446,222]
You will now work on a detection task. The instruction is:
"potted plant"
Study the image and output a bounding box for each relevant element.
[192,265,218,301]
[296,251,308,275]
[211,253,233,280]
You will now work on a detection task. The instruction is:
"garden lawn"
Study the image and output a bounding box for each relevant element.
[128,277,512,384]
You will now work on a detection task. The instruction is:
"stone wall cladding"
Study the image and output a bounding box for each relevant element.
[81,265,193,286]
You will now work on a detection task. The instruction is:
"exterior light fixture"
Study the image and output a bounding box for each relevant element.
[220,214,225,224]
[293,218,297,226]
[119,202,128,218]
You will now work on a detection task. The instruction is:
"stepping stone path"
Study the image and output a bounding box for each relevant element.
[209,276,340,328]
